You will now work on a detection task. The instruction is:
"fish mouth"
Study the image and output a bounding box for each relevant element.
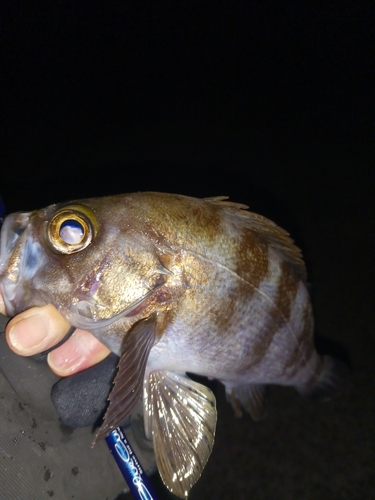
[0,211,46,316]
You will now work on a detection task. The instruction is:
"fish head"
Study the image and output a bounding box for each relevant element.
[0,197,169,332]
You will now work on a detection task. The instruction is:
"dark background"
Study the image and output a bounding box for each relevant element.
[1,2,374,499]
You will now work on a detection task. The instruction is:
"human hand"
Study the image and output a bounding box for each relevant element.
[0,293,110,376]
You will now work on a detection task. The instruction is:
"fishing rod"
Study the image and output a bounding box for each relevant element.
[106,426,159,500]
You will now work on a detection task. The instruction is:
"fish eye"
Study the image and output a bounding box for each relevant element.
[47,205,98,254]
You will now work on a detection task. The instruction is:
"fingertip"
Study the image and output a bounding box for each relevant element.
[6,304,71,356]
[47,329,111,376]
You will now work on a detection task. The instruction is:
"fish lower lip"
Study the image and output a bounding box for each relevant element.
[0,282,19,316]
[0,281,47,317]
[0,293,6,316]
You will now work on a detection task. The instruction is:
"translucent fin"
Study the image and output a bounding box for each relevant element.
[297,355,350,400]
[93,316,156,443]
[226,383,268,421]
[205,196,307,281]
[144,371,217,498]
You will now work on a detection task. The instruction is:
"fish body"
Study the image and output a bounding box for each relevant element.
[0,192,344,497]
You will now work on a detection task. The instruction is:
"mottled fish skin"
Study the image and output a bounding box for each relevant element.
[0,192,345,497]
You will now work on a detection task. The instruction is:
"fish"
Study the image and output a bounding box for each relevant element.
[0,192,346,498]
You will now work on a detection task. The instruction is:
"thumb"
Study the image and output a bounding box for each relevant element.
[6,304,71,356]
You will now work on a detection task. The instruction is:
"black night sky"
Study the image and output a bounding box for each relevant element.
[1,2,374,499]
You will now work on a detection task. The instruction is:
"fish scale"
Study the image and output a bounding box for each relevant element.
[0,191,347,498]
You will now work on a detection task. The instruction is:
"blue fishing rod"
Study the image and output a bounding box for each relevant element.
[105,426,159,500]
[0,198,159,500]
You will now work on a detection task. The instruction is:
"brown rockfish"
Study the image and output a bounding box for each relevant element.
[0,192,345,497]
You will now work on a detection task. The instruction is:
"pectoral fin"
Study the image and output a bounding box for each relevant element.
[93,315,156,443]
[144,371,217,498]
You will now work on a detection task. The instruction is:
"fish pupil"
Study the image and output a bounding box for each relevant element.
[59,219,84,244]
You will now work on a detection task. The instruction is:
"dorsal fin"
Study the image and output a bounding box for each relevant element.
[205,196,307,281]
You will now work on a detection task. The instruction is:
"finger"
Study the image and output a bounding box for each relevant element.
[6,304,71,356]
[47,328,111,376]
[0,291,6,316]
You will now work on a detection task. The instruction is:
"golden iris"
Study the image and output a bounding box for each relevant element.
[47,205,98,254]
